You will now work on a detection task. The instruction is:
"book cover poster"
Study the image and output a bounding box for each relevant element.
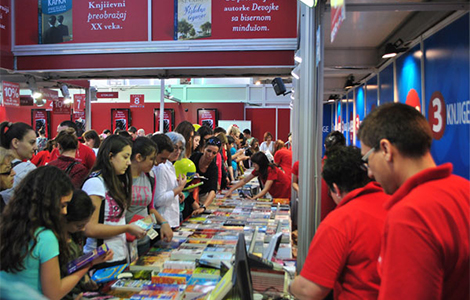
[175,0,211,40]
[39,0,73,44]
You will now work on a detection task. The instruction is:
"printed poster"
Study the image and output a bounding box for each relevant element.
[1,81,20,107]
[175,0,211,40]
[154,108,175,133]
[38,0,73,44]
[111,108,130,132]
[31,109,51,138]
[197,108,218,130]
[72,111,86,137]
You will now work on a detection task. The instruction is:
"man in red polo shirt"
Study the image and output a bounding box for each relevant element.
[50,121,95,170]
[358,103,469,300]
[289,146,389,300]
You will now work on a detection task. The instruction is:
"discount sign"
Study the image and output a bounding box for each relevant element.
[130,94,145,108]
[2,81,20,107]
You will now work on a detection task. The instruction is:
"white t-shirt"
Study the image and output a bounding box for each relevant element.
[152,161,180,228]
[260,141,274,154]
[0,159,36,204]
[82,176,128,263]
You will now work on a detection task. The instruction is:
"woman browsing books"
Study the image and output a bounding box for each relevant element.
[127,137,173,254]
[225,152,291,200]
[83,135,146,267]
[0,166,112,300]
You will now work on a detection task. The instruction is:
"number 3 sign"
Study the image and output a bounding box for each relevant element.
[130,94,145,108]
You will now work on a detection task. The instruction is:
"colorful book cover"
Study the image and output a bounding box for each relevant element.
[192,267,221,279]
[174,0,211,40]
[38,0,73,44]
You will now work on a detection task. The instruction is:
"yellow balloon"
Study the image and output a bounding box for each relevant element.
[193,124,201,131]
[174,158,197,183]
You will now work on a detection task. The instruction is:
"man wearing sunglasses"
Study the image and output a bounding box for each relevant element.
[358,103,469,300]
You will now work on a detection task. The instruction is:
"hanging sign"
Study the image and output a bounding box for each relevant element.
[97,92,119,99]
[53,97,72,114]
[2,81,20,107]
[73,93,86,112]
[130,94,145,108]
[330,0,346,43]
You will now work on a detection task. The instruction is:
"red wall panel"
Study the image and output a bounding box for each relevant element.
[246,108,276,142]
[277,108,291,142]
[90,102,245,134]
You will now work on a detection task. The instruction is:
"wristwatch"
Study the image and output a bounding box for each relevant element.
[199,204,206,211]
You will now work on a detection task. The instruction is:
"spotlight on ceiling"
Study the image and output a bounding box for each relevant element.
[26,76,42,99]
[344,75,358,90]
[327,94,339,103]
[60,83,72,104]
[382,41,408,59]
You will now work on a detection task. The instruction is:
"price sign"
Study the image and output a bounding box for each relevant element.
[2,81,20,106]
[73,94,86,112]
[53,98,72,114]
[130,94,145,108]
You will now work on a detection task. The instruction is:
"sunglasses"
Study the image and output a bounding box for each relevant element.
[0,162,14,176]
[206,137,221,148]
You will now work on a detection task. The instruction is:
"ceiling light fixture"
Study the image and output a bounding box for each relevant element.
[26,76,43,99]
[382,40,408,59]
[344,75,357,90]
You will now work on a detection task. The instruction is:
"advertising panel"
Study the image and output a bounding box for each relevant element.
[396,44,422,112]
[1,81,20,107]
[38,0,73,44]
[322,103,333,156]
[154,108,175,133]
[366,76,377,115]
[31,109,51,138]
[355,86,365,148]
[330,0,345,43]
[424,14,469,179]
[379,64,394,104]
[111,108,130,132]
[97,92,119,99]
[197,108,218,130]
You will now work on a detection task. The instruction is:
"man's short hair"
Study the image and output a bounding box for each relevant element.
[150,134,174,153]
[358,103,432,158]
[322,146,370,193]
[243,129,251,135]
[59,120,78,133]
[214,127,226,134]
[325,131,346,150]
[128,126,137,134]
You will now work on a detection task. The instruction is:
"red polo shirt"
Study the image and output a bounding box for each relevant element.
[300,182,389,300]
[50,143,95,170]
[378,163,469,300]
[252,166,291,199]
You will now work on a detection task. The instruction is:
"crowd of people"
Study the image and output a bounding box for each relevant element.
[0,102,468,300]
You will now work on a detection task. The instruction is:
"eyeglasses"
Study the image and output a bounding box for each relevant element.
[174,146,184,152]
[206,137,221,148]
[0,163,14,176]
[361,147,376,167]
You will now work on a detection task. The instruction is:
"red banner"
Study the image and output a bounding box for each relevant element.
[154,109,174,133]
[97,92,119,98]
[31,109,49,138]
[2,81,20,106]
[331,0,346,43]
[197,108,218,130]
[73,93,86,112]
[153,0,296,41]
[53,98,72,114]
[112,109,130,132]
[130,94,145,108]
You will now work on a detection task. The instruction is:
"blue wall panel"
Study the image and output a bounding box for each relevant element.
[356,86,365,148]
[322,103,333,156]
[396,44,423,111]
[366,76,378,115]
[379,64,394,104]
[423,14,469,179]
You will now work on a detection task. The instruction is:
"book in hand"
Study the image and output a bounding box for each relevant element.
[66,243,109,274]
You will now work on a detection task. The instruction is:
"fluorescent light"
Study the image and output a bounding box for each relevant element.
[291,70,300,80]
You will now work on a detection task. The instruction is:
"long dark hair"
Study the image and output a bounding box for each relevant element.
[175,121,195,158]
[91,135,132,217]
[251,151,277,181]
[0,166,74,272]
[0,121,34,149]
